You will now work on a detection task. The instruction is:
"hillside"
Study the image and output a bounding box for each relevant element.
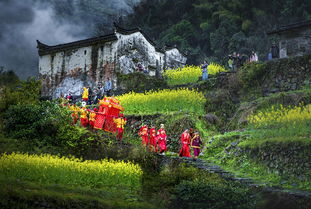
[121,0,311,64]
[112,55,311,199]
[1,55,311,208]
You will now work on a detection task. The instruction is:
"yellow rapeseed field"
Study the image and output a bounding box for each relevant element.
[164,64,227,85]
[116,88,206,115]
[248,104,311,128]
[0,153,142,190]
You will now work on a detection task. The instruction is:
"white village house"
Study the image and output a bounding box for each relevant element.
[37,25,187,98]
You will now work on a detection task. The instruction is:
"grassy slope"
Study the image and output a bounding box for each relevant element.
[1,177,151,209]
[0,136,152,209]
[201,89,311,191]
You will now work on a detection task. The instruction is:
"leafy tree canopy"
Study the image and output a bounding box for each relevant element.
[118,0,311,64]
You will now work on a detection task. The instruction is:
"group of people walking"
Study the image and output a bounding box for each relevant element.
[62,79,113,105]
[81,79,112,105]
[139,125,203,159]
[139,124,167,154]
[228,51,258,71]
[179,129,203,159]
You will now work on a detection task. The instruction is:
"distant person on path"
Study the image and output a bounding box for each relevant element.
[249,51,258,62]
[267,50,273,61]
[157,124,167,154]
[97,82,104,98]
[139,124,149,146]
[201,61,208,81]
[104,78,112,97]
[179,129,191,157]
[271,43,279,59]
[137,63,144,72]
[191,132,203,160]
[240,54,249,67]
[66,92,73,104]
[228,55,233,70]
[87,86,93,105]
[236,53,242,69]
[92,89,99,104]
[149,125,157,152]
[232,52,238,71]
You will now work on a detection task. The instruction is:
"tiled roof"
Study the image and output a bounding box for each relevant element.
[267,20,311,35]
[37,33,117,56]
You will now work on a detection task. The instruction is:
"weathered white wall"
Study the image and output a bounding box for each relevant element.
[39,42,118,98]
[165,48,187,69]
[65,47,92,73]
[53,77,85,98]
[39,31,187,98]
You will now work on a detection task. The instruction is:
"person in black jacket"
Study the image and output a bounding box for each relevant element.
[271,43,279,59]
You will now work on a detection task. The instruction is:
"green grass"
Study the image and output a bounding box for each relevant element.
[203,130,311,192]
[0,153,142,190]
[0,152,150,208]
[0,177,152,209]
[239,134,311,148]
[116,88,206,115]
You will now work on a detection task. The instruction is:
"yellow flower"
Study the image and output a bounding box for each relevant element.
[163,64,227,85]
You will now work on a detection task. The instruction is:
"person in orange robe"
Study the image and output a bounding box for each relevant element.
[139,124,149,146]
[149,126,157,152]
[114,113,127,141]
[179,129,191,157]
[80,107,89,127]
[157,124,167,154]
[69,104,79,125]
[82,87,89,101]
[88,108,97,129]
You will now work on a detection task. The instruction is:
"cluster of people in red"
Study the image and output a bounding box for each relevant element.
[66,95,127,141]
[138,124,167,154]
[138,125,203,158]
[179,129,203,159]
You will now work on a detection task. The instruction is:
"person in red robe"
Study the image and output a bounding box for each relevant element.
[88,108,97,129]
[139,124,149,146]
[114,113,127,141]
[80,107,89,127]
[149,126,157,152]
[69,104,79,125]
[179,129,191,157]
[157,124,167,154]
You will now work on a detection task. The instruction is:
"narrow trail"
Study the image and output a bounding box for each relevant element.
[162,155,311,199]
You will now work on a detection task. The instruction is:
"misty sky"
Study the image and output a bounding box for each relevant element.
[0,0,141,79]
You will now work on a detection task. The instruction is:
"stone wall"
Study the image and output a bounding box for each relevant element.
[279,27,311,58]
[259,55,311,95]
[217,54,311,96]
[241,143,311,176]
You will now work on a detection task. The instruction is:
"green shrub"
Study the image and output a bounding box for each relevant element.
[0,78,40,114]
[3,101,95,150]
[172,180,257,209]
[237,62,266,89]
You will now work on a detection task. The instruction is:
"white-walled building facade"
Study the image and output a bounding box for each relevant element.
[37,26,187,98]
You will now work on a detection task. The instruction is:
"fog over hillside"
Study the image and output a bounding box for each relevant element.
[0,0,141,79]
